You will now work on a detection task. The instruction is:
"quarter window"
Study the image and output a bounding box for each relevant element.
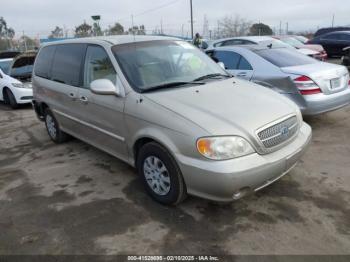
[238,56,253,70]
[83,45,116,88]
[51,44,86,86]
[34,46,56,79]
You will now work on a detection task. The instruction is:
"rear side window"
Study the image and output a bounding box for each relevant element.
[256,48,317,68]
[34,46,56,79]
[214,51,240,70]
[51,44,86,86]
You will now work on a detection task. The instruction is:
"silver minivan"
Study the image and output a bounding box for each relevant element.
[32,36,312,205]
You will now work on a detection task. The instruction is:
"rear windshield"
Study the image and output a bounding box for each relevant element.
[255,48,318,68]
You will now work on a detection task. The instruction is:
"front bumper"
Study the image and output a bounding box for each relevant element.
[176,122,312,202]
[12,87,33,104]
[301,88,350,116]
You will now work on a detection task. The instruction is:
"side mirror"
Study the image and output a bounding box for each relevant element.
[90,79,120,96]
[217,62,226,70]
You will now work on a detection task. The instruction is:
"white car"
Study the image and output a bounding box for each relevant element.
[0,66,33,109]
[207,36,319,58]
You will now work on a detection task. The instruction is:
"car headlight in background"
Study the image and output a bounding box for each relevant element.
[197,136,255,160]
[11,83,25,88]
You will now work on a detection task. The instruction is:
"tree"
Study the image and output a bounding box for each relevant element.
[0,17,15,38]
[249,23,273,36]
[75,22,93,37]
[0,17,15,51]
[216,15,251,38]
[48,26,64,39]
[107,23,124,35]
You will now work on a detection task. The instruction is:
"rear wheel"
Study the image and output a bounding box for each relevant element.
[44,108,69,143]
[4,88,19,109]
[137,142,187,205]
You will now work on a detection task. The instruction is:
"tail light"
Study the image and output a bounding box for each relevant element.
[294,75,322,95]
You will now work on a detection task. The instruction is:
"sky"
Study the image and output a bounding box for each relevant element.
[2,0,349,38]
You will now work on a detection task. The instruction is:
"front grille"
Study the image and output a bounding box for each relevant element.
[258,116,299,148]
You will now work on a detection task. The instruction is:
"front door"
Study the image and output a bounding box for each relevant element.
[76,45,128,161]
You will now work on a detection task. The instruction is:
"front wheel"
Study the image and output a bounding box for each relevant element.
[137,142,187,205]
[4,88,19,109]
[44,108,70,143]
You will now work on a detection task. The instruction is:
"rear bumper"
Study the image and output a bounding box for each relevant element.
[176,123,312,202]
[301,88,350,115]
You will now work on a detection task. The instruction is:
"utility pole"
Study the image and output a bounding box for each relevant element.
[279,21,282,35]
[160,18,163,34]
[332,14,335,27]
[131,14,135,35]
[190,0,194,39]
[22,31,27,52]
[286,22,289,35]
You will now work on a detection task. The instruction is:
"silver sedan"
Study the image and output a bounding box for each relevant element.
[207,45,350,115]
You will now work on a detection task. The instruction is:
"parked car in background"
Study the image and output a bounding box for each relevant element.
[206,45,350,115]
[208,36,320,58]
[32,36,311,205]
[308,31,350,57]
[0,51,36,108]
[0,51,21,59]
[314,27,350,38]
[294,35,309,44]
[342,46,350,66]
[0,68,33,109]
[273,35,327,61]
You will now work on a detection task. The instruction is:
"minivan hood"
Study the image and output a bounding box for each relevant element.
[143,78,297,137]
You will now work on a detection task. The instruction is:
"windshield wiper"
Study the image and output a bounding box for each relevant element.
[140,81,205,93]
[193,73,232,82]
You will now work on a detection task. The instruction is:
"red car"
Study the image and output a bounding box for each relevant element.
[273,36,328,61]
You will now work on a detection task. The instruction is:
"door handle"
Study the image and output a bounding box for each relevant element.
[237,72,247,77]
[79,96,89,104]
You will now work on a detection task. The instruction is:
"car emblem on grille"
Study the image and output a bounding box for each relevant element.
[280,126,290,137]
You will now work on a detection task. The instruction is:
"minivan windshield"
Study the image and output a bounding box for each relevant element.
[112,40,229,92]
[256,48,318,68]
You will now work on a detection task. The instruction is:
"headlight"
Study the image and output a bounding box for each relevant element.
[12,83,25,88]
[197,136,255,160]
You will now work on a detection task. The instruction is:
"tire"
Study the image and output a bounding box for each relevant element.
[4,88,19,109]
[44,108,69,143]
[137,142,187,205]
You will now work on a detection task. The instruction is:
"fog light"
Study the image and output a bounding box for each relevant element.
[232,187,251,200]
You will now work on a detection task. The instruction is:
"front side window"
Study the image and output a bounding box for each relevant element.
[213,51,241,70]
[112,40,227,92]
[83,45,116,88]
[323,34,340,40]
[339,34,350,41]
